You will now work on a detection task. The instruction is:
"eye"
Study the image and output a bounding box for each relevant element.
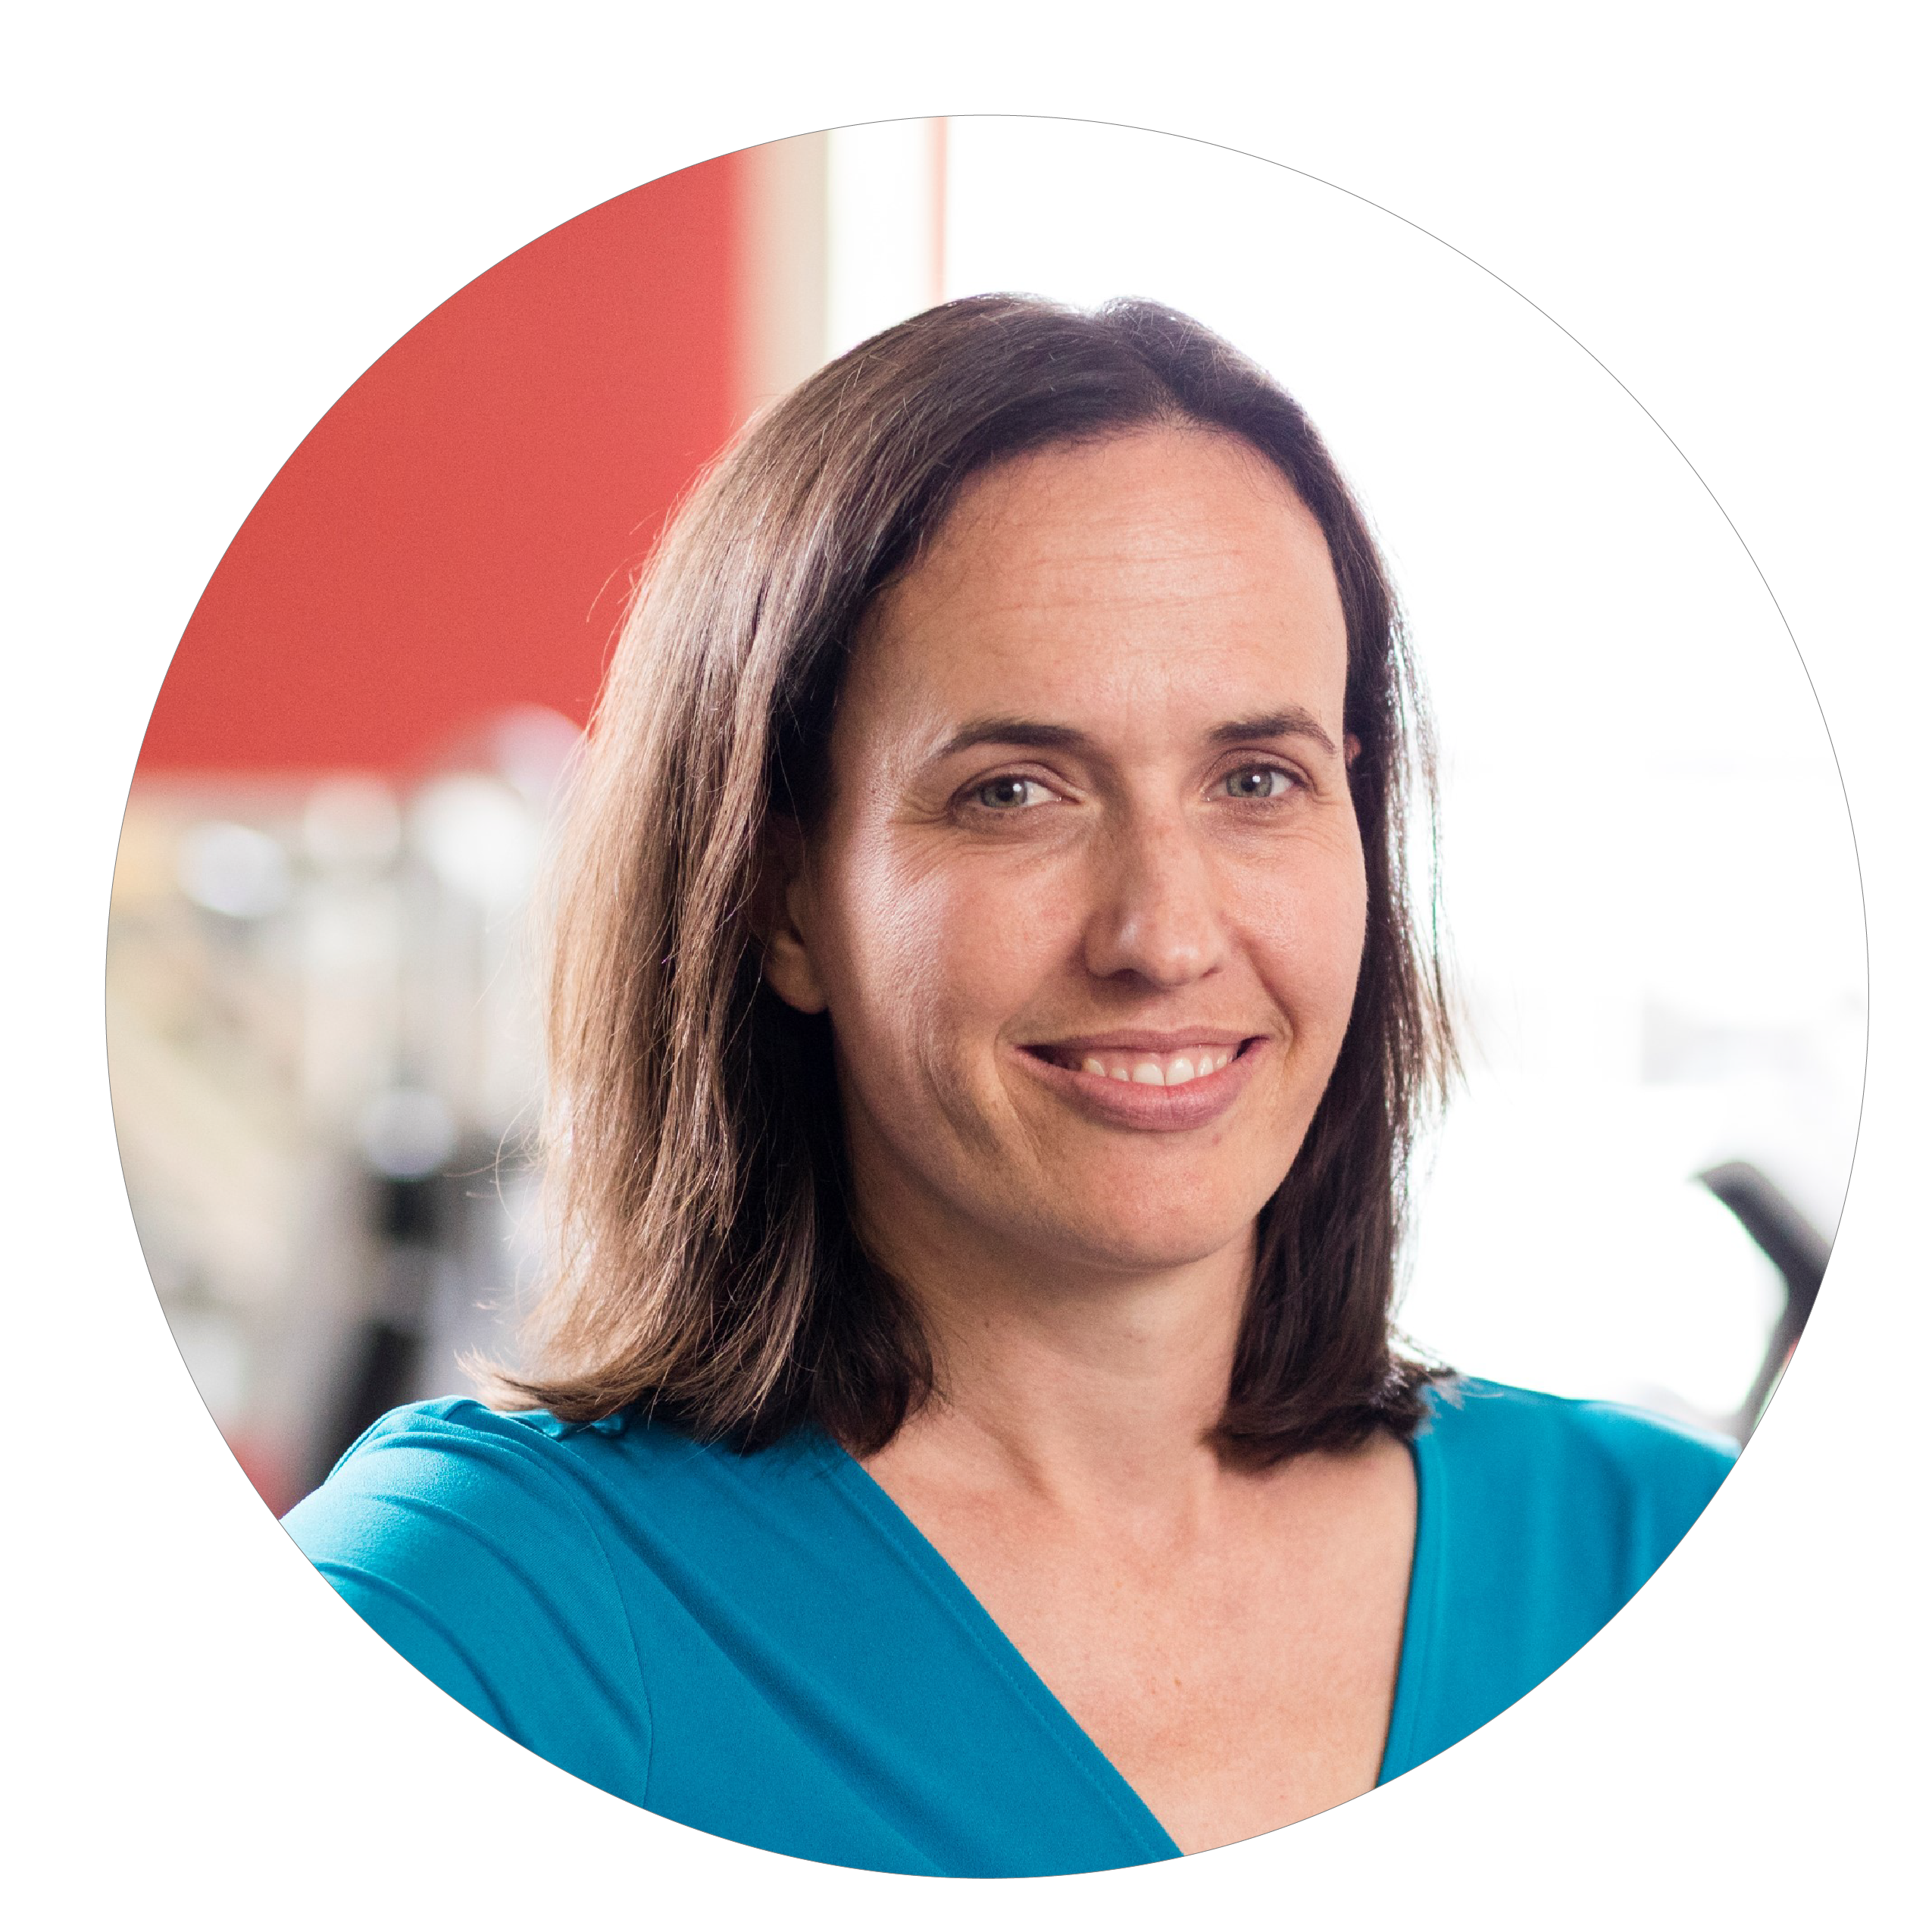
[1222,763,1297,800]
[973,775,1050,811]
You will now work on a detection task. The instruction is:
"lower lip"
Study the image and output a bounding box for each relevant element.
[1014,1040,1267,1132]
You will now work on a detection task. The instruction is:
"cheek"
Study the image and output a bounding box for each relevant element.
[816,843,1061,1086]
[1246,849,1371,1046]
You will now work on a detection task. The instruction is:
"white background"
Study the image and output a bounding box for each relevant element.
[7,4,1924,1924]
[926,116,1864,1423]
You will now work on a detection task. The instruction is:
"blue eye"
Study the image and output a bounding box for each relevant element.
[976,777,1044,809]
[1224,764,1293,799]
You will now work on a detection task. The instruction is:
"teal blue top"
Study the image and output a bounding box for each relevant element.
[282,1377,1735,1875]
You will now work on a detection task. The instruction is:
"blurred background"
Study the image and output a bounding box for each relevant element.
[111,119,1862,1514]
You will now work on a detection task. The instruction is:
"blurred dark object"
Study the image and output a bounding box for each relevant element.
[1698,1160,1830,1441]
[314,1171,443,1484]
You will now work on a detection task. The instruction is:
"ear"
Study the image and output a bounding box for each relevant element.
[752,815,830,1014]
[1343,732,1362,769]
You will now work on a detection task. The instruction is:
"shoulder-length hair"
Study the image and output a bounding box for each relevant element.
[486,294,1456,1462]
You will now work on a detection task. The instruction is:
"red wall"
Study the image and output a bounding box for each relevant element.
[137,157,741,776]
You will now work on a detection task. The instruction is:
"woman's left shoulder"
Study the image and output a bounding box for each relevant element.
[1383,1379,1741,1780]
[1417,1375,1740,1539]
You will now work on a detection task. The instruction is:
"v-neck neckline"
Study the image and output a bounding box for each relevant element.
[808,1430,1183,1860]
[806,1412,1443,1857]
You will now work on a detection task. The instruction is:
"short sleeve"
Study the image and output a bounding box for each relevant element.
[281,1402,653,1805]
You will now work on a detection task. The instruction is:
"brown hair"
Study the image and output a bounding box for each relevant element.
[486,294,1456,1462]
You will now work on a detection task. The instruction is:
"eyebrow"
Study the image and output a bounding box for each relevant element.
[1206,708,1339,755]
[936,706,1339,759]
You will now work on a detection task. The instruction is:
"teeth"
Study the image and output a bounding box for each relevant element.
[1061,1047,1236,1086]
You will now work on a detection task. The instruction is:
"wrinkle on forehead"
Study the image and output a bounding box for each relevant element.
[900,426,1327,622]
[843,426,1347,749]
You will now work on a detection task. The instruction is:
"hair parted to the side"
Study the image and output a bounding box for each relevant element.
[481,293,1458,1462]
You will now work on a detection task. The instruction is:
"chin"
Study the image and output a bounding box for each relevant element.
[1015,1184,1268,1280]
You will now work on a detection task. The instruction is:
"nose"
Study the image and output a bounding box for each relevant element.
[1080,809,1228,989]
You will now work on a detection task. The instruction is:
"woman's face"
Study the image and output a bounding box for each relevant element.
[764,424,1368,1284]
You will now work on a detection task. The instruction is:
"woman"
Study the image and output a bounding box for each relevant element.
[285,295,1735,1876]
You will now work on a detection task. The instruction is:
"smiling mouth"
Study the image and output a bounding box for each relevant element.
[1024,1039,1255,1088]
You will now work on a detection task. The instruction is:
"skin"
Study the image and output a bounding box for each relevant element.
[758,424,1415,1855]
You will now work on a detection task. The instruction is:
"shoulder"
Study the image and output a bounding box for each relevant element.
[1381,1377,1738,1780]
[282,1394,808,1580]
[279,1397,773,1806]
[1418,1374,1737,1527]
[291,1396,636,1517]
[282,1394,858,1632]
[1411,1375,1738,1630]
[1418,1374,1740,1469]
[281,1399,649,1685]
[286,1399,615,1577]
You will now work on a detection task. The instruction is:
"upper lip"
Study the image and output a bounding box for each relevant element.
[1021,1027,1259,1055]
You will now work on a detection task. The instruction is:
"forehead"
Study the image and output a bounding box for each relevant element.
[847,425,1349,735]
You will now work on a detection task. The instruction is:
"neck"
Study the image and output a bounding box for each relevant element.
[858,1186,1256,1520]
